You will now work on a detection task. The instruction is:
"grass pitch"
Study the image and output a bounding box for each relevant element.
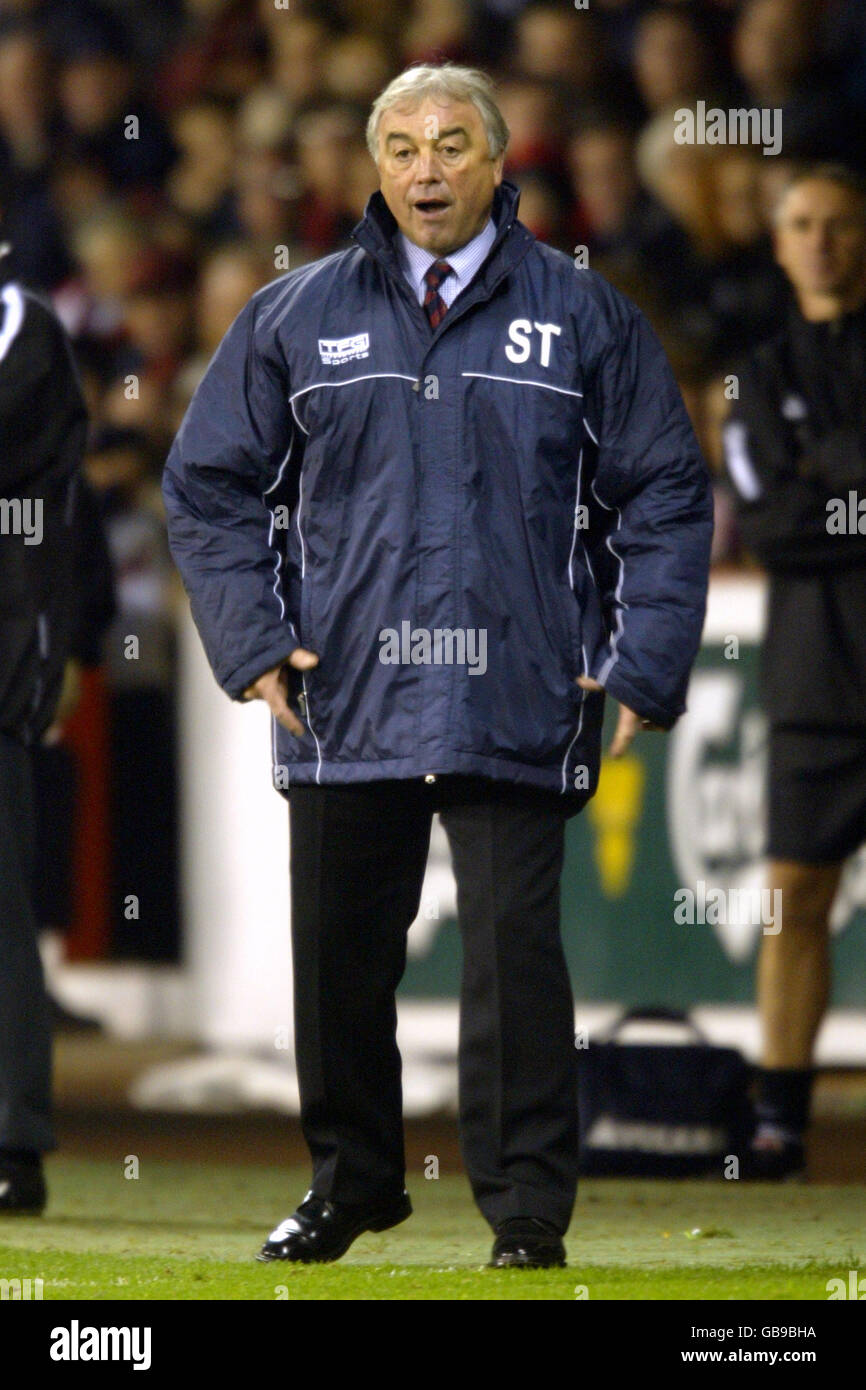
[0,1158,862,1300]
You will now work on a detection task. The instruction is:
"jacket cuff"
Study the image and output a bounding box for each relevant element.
[224,642,300,702]
[593,664,682,730]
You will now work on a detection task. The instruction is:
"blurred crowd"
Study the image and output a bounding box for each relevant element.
[3,0,865,570]
[1,0,864,957]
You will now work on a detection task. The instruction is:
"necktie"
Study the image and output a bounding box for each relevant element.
[423,259,454,329]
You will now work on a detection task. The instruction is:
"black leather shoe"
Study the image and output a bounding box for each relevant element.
[490,1217,566,1268]
[257,1189,412,1262]
[0,1153,47,1214]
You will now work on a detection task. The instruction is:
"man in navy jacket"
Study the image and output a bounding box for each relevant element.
[164,64,712,1268]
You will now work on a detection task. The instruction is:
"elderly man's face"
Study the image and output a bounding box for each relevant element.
[377,96,503,255]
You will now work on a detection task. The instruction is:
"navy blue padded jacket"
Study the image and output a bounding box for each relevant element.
[163,181,713,799]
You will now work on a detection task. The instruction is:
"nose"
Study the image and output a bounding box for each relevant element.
[414,148,443,182]
[814,225,834,254]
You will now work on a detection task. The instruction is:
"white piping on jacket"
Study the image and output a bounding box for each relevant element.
[723,420,762,501]
[0,284,24,362]
[289,373,418,435]
[461,372,583,399]
[291,458,323,782]
[561,644,588,794]
[591,477,626,686]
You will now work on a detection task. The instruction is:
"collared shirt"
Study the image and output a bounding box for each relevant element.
[398,217,497,309]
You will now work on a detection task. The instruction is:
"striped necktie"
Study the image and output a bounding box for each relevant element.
[423,259,454,329]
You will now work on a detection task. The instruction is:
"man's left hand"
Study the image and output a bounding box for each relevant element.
[576,675,664,757]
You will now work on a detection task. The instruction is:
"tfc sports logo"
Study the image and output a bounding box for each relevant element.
[318,333,370,365]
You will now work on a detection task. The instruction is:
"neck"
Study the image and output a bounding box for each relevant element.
[408,220,493,259]
[797,283,866,322]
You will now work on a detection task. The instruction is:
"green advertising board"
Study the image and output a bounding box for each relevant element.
[400,626,866,1007]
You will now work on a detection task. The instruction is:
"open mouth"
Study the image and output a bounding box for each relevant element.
[413,199,450,215]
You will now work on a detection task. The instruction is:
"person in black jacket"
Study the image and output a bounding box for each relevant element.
[30,471,116,1028]
[0,220,89,1211]
[724,164,866,1177]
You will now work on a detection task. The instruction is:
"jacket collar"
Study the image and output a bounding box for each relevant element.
[352,180,534,296]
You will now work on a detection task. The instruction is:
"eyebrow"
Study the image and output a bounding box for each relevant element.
[385,126,470,144]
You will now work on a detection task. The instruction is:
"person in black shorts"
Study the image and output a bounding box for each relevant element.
[724,164,866,1177]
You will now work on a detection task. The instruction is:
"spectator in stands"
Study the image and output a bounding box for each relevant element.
[0,21,69,288]
[704,149,790,356]
[733,0,863,167]
[567,115,697,304]
[267,8,336,109]
[55,19,176,194]
[166,97,238,237]
[324,31,391,107]
[513,1,606,94]
[0,21,54,177]
[631,5,718,116]
[107,247,196,452]
[402,0,475,66]
[67,209,149,343]
[156,0,265,112]
[294,102,369,253]
[170,240,274,420]
[497,77,565,190]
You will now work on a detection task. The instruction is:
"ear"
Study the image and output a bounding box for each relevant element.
[492,153,505,186]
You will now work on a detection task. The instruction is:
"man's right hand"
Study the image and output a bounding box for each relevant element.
[244,648,319,736]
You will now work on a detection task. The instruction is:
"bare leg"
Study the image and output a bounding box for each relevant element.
[758,859,841,1069]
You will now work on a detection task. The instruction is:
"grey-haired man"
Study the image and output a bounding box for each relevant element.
[164,65,712,1267]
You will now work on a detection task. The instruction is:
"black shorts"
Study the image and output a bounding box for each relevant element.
[768,726,866,863]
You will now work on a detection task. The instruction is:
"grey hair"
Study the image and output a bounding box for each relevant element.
[366,64,510,164]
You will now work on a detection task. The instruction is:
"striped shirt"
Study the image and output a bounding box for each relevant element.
[398,217,497,309]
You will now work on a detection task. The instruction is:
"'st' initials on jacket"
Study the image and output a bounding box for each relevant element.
[163,181,712,795]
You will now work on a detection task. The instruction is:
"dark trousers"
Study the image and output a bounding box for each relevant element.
[288,775,579,1233]
[0,731,53,1152]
